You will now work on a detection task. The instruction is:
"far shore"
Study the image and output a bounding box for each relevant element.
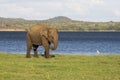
[0,28,120,32]
[0,28,26,31]
[58,30,120,32]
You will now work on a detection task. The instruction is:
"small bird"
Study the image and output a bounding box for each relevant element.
[96,50,100,55]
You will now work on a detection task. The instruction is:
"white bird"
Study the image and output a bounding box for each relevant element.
[96,50,100,55]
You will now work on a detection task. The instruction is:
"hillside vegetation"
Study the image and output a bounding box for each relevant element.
[0,16,120,31]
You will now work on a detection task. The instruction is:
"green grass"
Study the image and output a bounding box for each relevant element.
[0,53,120,80]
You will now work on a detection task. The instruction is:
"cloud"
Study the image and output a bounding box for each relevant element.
[63,1,89,16]
[0,3,34,18]
[0,0,120,21]
[91,0,104,4]
[114,10,120,17]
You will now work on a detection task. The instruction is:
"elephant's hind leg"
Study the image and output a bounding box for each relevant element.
[26,44,32,58]
[33,44,39,58]
[26,33,32,58]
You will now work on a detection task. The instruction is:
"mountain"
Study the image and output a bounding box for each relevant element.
[48,16,72,21]
[0,16,120,31]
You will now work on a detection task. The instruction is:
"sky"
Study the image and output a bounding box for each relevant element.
[0,0,120,22]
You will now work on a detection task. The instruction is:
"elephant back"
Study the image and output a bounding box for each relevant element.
[28,25,46,45]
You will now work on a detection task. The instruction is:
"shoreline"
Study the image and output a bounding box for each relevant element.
[0,28,26,31]
[59,30,120,32]
[0,28,120,32]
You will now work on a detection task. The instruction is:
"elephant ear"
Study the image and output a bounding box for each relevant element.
[40,29,48,38]
[48,28,57,36]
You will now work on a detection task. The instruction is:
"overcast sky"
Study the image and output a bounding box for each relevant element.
[0,0,120,22]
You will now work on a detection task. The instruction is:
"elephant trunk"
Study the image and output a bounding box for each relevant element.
[50,34,58,50]
[50,40,58,50]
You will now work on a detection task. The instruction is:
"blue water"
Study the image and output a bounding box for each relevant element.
[0,31,120,55]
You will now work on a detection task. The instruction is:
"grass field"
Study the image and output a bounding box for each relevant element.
[0,53,120,80]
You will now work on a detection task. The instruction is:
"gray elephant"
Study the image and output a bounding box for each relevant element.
[26,24,58,58]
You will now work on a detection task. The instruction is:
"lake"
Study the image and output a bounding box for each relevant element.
[0,31,120,55]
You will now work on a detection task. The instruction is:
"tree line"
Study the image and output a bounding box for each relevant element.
[0,16,120,31]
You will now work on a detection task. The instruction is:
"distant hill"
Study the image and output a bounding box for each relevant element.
[0,16,120,31]
[48,16,72,21]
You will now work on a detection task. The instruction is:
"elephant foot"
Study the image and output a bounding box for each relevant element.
[33,55,39,58]
[45,55,55,58]
[33,53,39,58]
[26,51,31,58]
[45,54,50,58]
[26,56,31,58]
[42,54,55,58]
[45,56,49,58]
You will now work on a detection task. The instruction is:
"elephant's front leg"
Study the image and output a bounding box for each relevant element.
[44,48,50,58]
[44,44,50,58]
[33,44,39,58]
[42,37,50,58]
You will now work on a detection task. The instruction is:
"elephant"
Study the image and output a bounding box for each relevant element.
[26,24,58,58]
